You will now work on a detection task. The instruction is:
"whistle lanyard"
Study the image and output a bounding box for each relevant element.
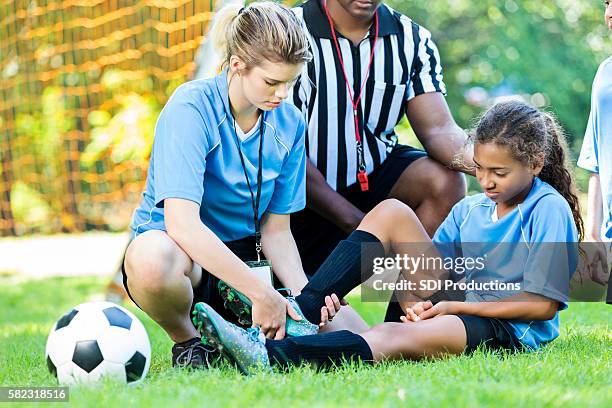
[323,0,379,192]
[232,114,265,261]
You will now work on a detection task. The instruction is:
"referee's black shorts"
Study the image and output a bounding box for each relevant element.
[291,144,428,277]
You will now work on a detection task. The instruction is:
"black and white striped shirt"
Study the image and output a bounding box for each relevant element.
[289,0,446,191]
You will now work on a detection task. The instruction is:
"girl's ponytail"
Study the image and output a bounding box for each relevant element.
[472,100,584,240]
[540,113,584,240]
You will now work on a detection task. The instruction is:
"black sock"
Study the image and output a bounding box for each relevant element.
[296,230,385,323]
[265,330,373,370]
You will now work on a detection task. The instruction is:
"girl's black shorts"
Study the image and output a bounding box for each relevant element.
[456,314,523,353]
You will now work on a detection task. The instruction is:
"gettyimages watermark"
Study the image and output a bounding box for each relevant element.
[360,242,611,303]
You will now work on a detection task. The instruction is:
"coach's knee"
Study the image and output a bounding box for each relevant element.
[125,239,189,295]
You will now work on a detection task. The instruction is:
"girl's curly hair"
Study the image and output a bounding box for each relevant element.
[467,100,584,240]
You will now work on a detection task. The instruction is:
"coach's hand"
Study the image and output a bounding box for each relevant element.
[251,287,302,340]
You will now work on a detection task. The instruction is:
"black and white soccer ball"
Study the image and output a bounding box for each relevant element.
[45,301,151,385]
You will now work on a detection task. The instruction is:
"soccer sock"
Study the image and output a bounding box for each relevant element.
[265,330,373,370]
[295,230,385,323]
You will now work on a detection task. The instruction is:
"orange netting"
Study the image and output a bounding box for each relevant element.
[0,0,219,236]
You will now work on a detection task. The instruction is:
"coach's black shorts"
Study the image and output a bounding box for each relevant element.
[456,314,522,353]
[291,144,428,276]
[121,235,281,324]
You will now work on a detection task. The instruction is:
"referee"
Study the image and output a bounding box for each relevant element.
[289,0,472,322]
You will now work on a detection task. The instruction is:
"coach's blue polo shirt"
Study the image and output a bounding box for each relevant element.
[130,70,307,241]
[578,57,612,239]
[433,178,579,350]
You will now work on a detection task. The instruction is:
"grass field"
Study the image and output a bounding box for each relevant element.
[0,275,610,407]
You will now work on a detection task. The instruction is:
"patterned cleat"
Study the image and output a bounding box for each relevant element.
[284,296,319,336]
[218,281,253,326]
[218,281,319,337]
[192,302,270,375]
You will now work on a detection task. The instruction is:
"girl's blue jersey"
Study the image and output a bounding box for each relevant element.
[433,178,579,350]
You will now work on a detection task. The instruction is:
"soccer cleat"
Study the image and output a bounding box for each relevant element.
[171,337,220,369]
[217,281,319,336]
[192,302,270,375]
[217,281,253,326]
[284,296,319,336]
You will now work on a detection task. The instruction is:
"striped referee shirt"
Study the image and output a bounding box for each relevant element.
[289,0,446,191]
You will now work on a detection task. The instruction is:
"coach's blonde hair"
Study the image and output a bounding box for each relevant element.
[209,1,312,71]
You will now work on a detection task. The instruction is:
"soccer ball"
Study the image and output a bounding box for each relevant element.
[45,301,151,385]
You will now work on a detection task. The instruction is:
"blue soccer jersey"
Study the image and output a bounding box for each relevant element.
[130,70,307,241]
[433,178,579,350]
[578,57,612,239]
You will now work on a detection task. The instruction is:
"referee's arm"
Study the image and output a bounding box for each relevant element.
[305,159,365,233]
[406,92,475,176]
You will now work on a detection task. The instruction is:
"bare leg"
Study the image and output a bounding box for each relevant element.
[358,198,432,250]
[294,199,444,325]
[262,314,466,371]
[359,315,467,362]
[124,230,201,343]
[360,199,449,306]
[319,306,369,334]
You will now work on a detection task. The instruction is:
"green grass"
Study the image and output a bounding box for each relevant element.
[0,276,610,407]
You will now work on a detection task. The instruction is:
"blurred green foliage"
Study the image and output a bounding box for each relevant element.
[77,70,162,232]
[10,71,163,234]
[5,0,609,233]
[12,86,76,232]
[386,0,610,193]
[389,0,609,139]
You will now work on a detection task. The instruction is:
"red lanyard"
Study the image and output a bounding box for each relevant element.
[323,0,379,192]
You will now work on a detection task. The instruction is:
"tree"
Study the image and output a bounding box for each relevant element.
[388,0,608,152]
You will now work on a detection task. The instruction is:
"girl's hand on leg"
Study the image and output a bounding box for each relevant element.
[412,301,433,316]
[400,308,418,323]
[319,294,342,327]
[417,301,458,320]
[319,306,329,327]
[400,301,433,323]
